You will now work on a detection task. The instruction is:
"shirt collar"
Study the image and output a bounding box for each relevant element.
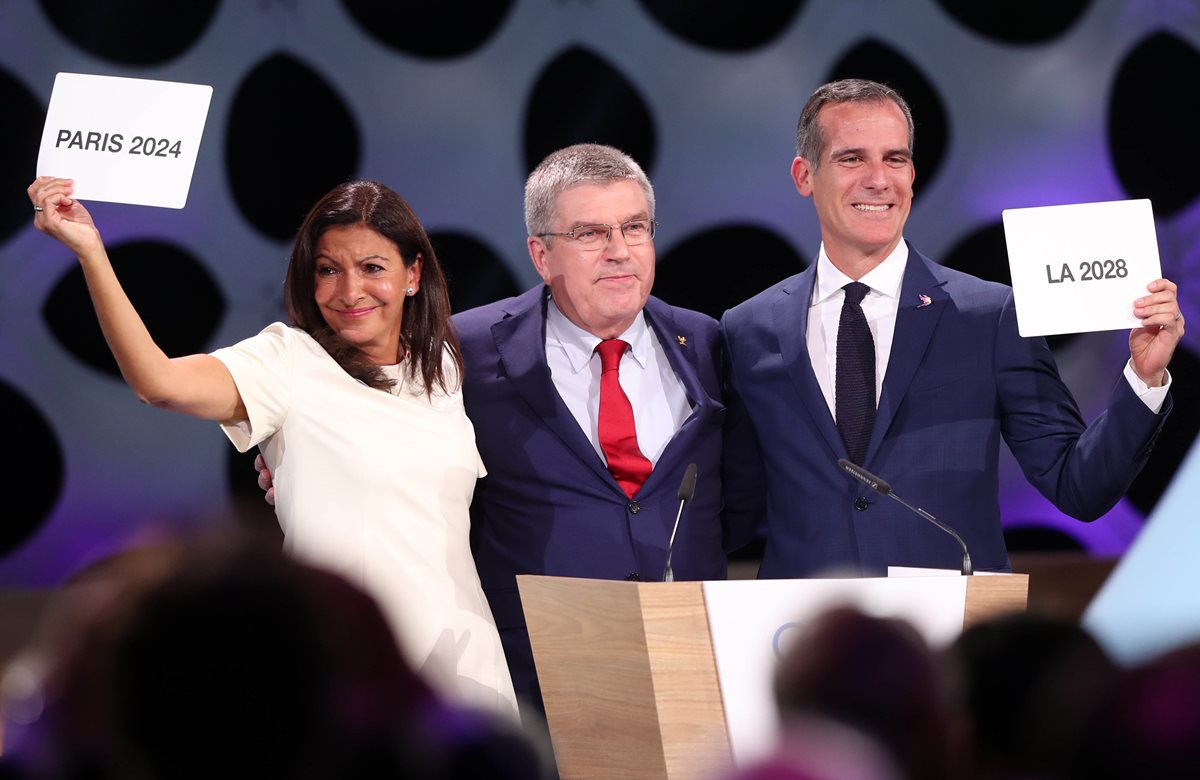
[546,297,650,374]
[812,240,909,306]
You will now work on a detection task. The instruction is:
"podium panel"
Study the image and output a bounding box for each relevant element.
[516,577,729,779]
[518,573,1027,780]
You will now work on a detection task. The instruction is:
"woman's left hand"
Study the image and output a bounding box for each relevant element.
[28,176,106,259]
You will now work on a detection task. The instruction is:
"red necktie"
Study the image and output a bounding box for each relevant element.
[595,339,652,498]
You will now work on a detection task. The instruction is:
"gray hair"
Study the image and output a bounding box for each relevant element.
[795,79,915,168]
[524,143,655,238]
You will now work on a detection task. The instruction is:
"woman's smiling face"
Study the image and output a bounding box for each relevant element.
[313,223,421,365]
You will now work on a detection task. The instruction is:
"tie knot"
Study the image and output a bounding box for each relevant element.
[595,339,629,371]
[843,282,870,306]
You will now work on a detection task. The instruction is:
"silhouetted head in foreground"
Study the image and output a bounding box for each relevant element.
[1,532,542,780]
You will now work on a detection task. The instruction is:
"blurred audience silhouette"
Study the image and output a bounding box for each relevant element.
[0,531,546,779]
[1068,640,1200,780]
[947,612,1118,780]
[7,540,1200,780]
[730,603,1200,780]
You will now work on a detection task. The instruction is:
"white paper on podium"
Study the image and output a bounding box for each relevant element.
[888,566,962,577]
[36,73,213,209]
[888,566,1006,577]
[703,577,968,767]
[1002,199,1161,337]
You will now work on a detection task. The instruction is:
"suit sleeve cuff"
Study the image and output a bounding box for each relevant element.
[1123,359,1171,414]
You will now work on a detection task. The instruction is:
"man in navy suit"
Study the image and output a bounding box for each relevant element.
[721,79,1183,578]
[254,145,725,723]
[455,144,727,718]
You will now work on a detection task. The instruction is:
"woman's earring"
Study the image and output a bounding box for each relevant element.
[405,287,415,296]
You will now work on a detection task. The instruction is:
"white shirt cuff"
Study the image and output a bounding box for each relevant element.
[1123,360,1171,414]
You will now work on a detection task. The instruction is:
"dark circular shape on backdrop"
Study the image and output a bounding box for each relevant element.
[639,0,806,52]
[933,0,1091,45]
[341,0,515,59]
[38,0,220,65]
[1003,526,1085,554]
[43,240,226,378]
[826,39,949,198]
[0,379,64,557]
[1109,32,1200,218]
[430,231,521,313]
[523,47,657,176]
[942,221,1081,352]
[0,67,46,245]
[226,53,361,241]
[654,224,805,321]
[942,221,1011,287]
[1126,343,1199,517]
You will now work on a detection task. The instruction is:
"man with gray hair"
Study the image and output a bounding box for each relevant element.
[721,78,1181,578]
[455,143,728,718]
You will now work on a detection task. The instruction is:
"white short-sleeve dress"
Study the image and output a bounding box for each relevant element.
[212,323,517,718]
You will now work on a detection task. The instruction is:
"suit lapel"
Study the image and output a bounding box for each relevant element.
[774,267,846,459]
[645,297,705,411]
[866,250,949,462]
[642,298,709,493]
[491,287,617,488]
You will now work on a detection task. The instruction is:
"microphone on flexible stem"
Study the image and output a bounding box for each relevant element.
[662,463,698,583]
[836,459,973,576]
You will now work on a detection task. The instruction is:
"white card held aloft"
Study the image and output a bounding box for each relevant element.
[1002,198,1161,337]
[37,73,213,209]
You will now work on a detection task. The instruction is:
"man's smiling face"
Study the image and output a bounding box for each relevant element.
[792,99,915,272]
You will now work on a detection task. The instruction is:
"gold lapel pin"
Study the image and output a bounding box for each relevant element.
[676,335,687,346]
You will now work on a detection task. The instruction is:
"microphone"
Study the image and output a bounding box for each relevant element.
[836,459,973,576]
[662,463,698,583]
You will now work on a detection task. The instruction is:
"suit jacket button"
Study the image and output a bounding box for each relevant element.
[625,573,641,581]
[627,501,641,514]
[854,496,870,511]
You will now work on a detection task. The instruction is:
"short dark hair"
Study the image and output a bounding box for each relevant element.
[284,180,462,395]
[795,79,915,167]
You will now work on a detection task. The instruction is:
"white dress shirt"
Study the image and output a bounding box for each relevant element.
[545,298,691,465]
[805,242,1170,420]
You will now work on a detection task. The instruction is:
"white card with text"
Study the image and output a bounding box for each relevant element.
[1002,199,1160,337]
[37,73,213,209]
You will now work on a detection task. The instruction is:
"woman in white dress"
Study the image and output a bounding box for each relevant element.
[27,176,518,719]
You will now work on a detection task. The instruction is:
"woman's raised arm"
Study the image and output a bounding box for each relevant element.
[29,176,246,423]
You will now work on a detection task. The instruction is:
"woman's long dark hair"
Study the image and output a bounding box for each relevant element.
[283,181,462,395]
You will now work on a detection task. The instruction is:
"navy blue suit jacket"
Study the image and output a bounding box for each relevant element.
[455,286,727,712]
[720,245,1169,578]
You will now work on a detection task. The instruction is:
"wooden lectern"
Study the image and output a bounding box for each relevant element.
[517,573,1028,780]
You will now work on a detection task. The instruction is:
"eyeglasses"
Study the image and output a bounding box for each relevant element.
[536,219,657,249]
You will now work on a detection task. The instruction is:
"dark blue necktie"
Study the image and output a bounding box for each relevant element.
[836,282,876,465]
